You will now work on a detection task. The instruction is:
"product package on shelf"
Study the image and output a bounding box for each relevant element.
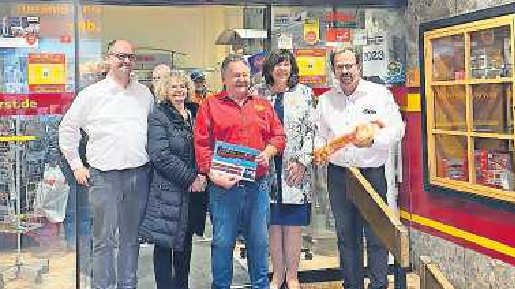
[441,156,468,181]
[474,149,513,190]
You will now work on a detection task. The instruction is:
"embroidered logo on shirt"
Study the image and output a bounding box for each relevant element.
[362,109,376,114]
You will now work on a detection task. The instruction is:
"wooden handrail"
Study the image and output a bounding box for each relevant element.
[419,256,455,289]
[346,167,410,267]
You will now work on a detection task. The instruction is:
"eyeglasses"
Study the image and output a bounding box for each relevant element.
[111,53,136,61]
[334,64,357,71]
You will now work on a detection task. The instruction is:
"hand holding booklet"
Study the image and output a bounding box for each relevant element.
[211,141,259,182]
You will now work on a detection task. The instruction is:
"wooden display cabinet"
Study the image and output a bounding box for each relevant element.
[422,12,515,203]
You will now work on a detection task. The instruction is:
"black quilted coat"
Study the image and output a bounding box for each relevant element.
[139,101,207,250]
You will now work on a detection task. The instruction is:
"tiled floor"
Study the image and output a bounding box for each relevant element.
[0,213,420,289]
[0,243,420,289]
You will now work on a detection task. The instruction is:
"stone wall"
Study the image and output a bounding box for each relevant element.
[406,0,515,71]
[410,229,515,288]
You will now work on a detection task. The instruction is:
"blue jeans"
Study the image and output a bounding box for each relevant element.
[209,177,270,289]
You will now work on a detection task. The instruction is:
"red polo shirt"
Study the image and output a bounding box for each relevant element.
[194,92,285,178]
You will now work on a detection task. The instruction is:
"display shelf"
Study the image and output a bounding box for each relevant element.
[431,129,469,136]
[431,80,467,86]
[431,177,515,204]
[423,13,515,203]
[470,132,515,139]
[469,78,513,84]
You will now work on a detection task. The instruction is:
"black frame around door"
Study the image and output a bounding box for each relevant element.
[0,0,408,287]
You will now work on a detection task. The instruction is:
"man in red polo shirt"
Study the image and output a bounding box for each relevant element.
[195,54,285,289]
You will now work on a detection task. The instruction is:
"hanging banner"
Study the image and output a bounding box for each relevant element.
[324,12,359,29]
[278,34,293,50]
[353,30,368,46]
[273,13,290,30]
[303,18,320,45]
[28,53,66,93]
[0,93,74,116]
[325,28,351,42]
[362,43,389,81]
[0,16,40,48]
[295,49,326,84]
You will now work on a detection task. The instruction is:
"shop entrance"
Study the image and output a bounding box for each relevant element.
[0,1,408,288]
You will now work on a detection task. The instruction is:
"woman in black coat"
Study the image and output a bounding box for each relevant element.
[140,69,208,289]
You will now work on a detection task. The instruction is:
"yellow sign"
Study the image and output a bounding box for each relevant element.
[0,136,37,142]
[29,64,65,85]
[295,49,326,84]
[27,54,66,92]
[303,18,320,44]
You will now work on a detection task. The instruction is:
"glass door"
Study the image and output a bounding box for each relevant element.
[0,1,78,289]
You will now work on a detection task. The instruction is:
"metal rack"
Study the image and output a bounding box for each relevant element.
[0,117,49,288]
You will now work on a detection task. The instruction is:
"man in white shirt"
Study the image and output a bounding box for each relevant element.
[59,39,153,289]
[315,49,404,289]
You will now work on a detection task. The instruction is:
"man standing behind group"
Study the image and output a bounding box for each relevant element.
[315,49,404,289]
[194,54,285,289]
[190,70,213,104]
[59,39,153,289]
[150,64,171,96]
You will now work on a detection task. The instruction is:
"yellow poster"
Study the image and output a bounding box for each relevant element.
[303,18,320,44]
[29,63,66,84]
[28,54,66,92]
[295,49,326,84]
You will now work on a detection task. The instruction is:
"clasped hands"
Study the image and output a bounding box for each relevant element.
[189,174,207,192]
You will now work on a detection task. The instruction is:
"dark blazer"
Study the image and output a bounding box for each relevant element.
[139,101,207,250]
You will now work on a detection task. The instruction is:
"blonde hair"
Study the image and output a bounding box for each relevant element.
[154,70,193,103]
[152,64,171,85]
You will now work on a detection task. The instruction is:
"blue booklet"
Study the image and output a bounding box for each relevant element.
[211,141,259,182]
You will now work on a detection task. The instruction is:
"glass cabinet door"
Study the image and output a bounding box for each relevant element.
[435,135,469,182]
[469,25,512,80]
[473,138,515,191]
[425,16,515,202]
[471,83,513,135]
[433,85,467,131]
[431,34,465,81]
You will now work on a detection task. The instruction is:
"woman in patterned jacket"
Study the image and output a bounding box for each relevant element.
[251,49,315,289]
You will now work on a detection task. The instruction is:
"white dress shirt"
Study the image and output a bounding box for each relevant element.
[314,79,405,168]
[59,76,154,171]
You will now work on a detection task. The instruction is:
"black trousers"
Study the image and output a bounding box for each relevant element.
[153,228,194,289]
[327,164,388,289]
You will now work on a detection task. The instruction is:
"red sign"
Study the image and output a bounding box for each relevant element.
[325,28,351,42]
[324,12,356,22]
[60,34,72,43]
[28,53,65,64]
[295,49,325,57]
[0,93,74,116]
[25,34,37,45]
[305,31,317,43]
[29,84,66,93]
